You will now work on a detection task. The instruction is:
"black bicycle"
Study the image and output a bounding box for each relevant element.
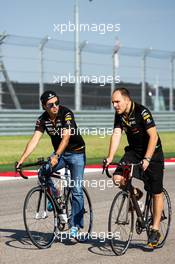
[103,161,171,256]
[16,158,93,249]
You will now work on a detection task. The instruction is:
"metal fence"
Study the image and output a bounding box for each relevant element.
[0,34,175,111]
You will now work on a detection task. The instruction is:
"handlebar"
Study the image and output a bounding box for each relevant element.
[15,157,47,179]
[102,159,143,178]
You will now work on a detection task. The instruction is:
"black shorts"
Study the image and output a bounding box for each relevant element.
[114,148,164,194]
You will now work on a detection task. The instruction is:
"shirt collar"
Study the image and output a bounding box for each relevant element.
[123,101,135,119]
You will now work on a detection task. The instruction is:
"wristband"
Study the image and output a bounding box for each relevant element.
[143,157,151,163]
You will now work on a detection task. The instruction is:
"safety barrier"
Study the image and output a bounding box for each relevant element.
[0,110,174,135]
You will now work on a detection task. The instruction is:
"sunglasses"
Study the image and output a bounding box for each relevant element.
[46,100,59,109]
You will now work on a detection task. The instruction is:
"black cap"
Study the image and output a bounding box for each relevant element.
[40,90,58,105]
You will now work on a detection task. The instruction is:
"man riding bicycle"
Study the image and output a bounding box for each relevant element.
[106,87,164,248]
[16,90,85,238]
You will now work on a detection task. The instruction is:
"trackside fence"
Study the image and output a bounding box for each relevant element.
[0,110,175,136]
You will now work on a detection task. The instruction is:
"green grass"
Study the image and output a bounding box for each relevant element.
[0,132,175,172]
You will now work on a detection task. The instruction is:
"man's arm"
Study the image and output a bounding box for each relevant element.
[17,131,43,166]
[50,128,70,167]
[143,126,158,170]
[107,127,122,164]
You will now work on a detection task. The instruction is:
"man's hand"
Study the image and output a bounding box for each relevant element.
[106,157,113,166]
[15,161,22,171]
[50,155,59,167]
[102,157,112,174]
[142,158,149,171]
[102,157,113,174]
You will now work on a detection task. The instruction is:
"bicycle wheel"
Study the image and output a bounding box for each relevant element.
[147,188,172,248]
[23,186,57,249]
[108,191,134,256]
[66,186,93,242]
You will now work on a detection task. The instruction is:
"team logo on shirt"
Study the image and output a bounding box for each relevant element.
[65,117,72,121]
[35,119,41,127]
[143,114,150,120]
[65,113,73,125]
[122,117,136,127]
[141,109,153,125]
[146,118,152,124]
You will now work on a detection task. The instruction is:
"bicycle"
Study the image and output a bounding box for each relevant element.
[102,160,171,256]
[16,157,93,249]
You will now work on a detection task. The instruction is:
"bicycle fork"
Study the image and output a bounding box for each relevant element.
[35,188,48,219]
[116,192,130,225]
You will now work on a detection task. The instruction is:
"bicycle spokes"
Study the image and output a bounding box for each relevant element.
[157,189,171,248]
[23,187,56,249]
[108,191,134,256]
[116,194,130,225]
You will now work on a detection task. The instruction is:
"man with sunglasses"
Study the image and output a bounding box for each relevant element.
[16,90,86,238]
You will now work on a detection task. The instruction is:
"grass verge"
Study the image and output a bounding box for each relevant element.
[0,132,175,172]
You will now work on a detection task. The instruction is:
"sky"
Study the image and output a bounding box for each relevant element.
[1,0,175,51]
[0,0,175,86]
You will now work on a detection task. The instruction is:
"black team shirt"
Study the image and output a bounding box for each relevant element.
[114,102,163,159]
[35,105,85,153]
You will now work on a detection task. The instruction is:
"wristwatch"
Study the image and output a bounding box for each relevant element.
[54,153,60,158]
[143,157,151,163]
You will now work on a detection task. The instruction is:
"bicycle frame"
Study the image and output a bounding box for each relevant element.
[130,186,152,230]
[106,161,171,255]
[16,158,70,217]
[105,161,153,230]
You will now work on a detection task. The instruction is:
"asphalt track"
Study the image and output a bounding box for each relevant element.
[0,165,175,264]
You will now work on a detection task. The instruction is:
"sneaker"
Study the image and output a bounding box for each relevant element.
[47,201,53,212]
[70,226,78,238]
[147,229,161,248]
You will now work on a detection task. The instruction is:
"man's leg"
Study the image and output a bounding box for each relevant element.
[66,152,85,231]
[113,174,125,187]
[113,149,143,189]
[152,192,163,230]
[147,193,163,248]
[146,159,164,247]
[39,155,66,197]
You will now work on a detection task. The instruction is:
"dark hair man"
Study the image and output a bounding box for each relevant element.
[17,90,85,238]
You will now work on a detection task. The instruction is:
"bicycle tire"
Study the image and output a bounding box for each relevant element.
[23,186,57,249]
[147,188,172,248]
[108,191,134,256]
[66,186,93,242]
